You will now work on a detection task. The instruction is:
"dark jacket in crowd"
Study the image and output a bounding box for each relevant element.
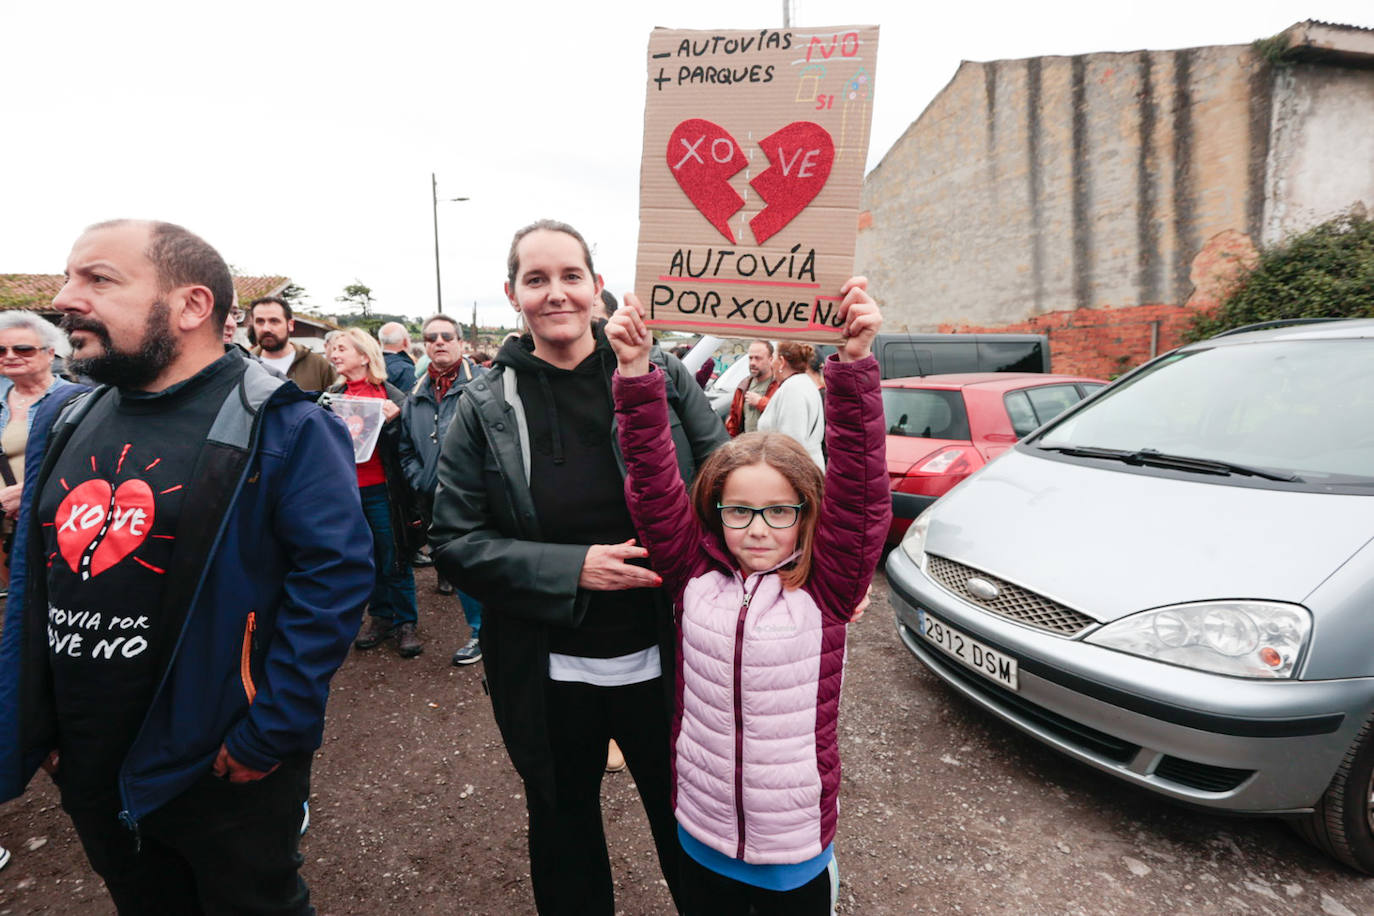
[398,357,485,502]
[0,357,373,826]
[427,328,727,801]
[384,350,416,393]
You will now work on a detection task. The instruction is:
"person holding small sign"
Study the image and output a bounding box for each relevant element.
[325,328,426,658]
[604,279,889,915]
[428,219,728,914]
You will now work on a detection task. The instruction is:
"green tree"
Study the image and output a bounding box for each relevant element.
[1186,211,1374,341]
[336,281,376,318]
[279,282,308,304]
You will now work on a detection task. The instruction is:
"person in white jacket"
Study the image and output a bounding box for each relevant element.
[757,341,825,470]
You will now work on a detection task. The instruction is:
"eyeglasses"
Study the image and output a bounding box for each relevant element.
[0,345,43,357]
[716,502,805,529]
[229,308,246,323]
[424,331,457,343]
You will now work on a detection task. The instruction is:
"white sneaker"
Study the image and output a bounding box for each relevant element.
[0,845,10,871]
[450,637,483,666]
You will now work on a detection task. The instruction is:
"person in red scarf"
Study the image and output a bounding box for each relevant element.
[326,328,425,658]
[398,315,486,665]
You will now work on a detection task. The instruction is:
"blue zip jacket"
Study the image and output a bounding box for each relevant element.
[0,356,374,826]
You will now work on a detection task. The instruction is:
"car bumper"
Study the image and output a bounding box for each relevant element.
[885,546,1374,814]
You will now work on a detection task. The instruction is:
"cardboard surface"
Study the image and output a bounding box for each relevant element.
[634,26,879,343]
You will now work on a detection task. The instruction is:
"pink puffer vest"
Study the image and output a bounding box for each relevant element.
[614,355,890,865]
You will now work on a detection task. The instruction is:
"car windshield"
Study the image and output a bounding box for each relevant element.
[1036,338,1374,486]
[882,388,970,440]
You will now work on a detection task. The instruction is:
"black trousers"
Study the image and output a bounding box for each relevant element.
[64,754,313,916]
[678,849,834,916]
[525,676,682,915]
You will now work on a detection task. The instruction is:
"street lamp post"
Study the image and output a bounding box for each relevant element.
[431,172,469,314]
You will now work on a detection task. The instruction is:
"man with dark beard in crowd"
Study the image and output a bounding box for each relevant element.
[0,219,373,914]
[250,296,335,392]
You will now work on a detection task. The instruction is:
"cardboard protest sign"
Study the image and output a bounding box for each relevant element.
[635,25,879,343]
[325,395,384,463]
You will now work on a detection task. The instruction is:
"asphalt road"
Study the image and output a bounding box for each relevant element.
[3,565,1374,914]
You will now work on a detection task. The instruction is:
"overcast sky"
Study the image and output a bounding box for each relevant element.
[4,1,1369,328]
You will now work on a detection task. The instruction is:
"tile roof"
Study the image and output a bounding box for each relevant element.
[0,274,290,311]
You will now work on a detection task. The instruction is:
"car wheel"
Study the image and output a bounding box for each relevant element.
[1295,716,1374,873]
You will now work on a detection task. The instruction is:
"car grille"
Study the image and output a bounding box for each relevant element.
[925,555,1096,636]
[1154,756,1253,793]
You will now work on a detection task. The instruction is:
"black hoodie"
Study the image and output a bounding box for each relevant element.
[496,330,656,659]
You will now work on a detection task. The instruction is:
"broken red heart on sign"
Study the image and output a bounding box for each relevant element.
[666,119,835,246]
[55,478,156,579]
[749,121,835,244]
[667,118,749,244]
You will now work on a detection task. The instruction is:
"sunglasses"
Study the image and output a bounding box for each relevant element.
[0,345,43,357]
[424,331,457,343]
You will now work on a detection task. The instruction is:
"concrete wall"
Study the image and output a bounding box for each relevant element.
[857,45,1267,337]
[857,42,1374,376]
[1264,61,1374,243]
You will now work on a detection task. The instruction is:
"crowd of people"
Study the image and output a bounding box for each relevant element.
[0,217,889,915]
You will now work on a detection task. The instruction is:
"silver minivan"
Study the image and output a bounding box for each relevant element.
[886,319,1374,870]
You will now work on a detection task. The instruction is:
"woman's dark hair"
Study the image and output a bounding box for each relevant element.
[690,432,824,590]
[506,219,595,288]
[776,341,815,374]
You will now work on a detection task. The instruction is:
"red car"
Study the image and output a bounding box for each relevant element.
[883,372,1107,543]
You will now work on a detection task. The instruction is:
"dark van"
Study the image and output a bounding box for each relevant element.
[818,333,1050,379]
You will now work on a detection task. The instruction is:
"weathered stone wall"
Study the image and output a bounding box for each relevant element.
[1264,61,1374,243]
[857,45,1267,339]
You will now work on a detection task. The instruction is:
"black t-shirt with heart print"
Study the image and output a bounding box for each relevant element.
[38,352,244,810]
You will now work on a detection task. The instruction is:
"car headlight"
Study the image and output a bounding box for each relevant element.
[1084,601,1310,678]
[900,511,931,565]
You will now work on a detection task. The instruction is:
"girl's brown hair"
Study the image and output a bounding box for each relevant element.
[690,432,824,589]
[776,341,815,374]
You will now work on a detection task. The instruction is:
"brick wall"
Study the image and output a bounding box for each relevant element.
[937,302,1199,379]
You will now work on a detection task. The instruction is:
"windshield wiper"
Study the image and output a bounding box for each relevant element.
[1039,445,1301,482]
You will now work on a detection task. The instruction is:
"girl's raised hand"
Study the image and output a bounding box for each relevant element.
[605,293,653,377]
[835,276,882,362]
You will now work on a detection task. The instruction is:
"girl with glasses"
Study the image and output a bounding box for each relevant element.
[605,278,891,915]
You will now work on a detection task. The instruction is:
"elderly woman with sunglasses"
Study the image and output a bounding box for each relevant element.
[0,313,78,573]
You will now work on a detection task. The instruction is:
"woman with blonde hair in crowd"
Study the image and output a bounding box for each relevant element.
[324,328,425,658]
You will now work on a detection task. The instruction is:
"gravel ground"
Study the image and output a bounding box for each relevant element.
[3,565,1374,914]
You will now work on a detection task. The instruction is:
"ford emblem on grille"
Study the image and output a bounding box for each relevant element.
[966,577,1000,601]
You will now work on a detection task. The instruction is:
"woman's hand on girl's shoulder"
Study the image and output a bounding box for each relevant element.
[606,293,653,378]
[835,277,882,363]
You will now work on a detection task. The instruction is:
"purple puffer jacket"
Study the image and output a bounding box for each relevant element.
[614,354,890,866]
